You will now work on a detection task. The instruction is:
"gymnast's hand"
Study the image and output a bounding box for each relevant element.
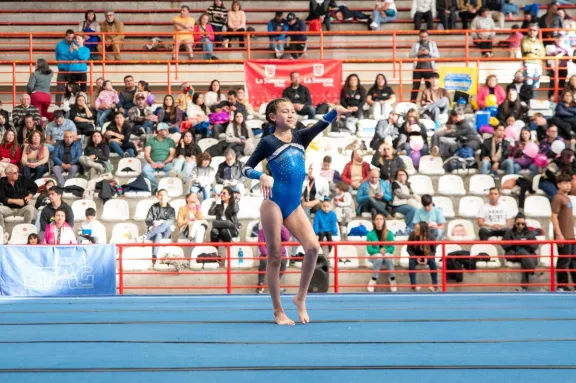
[260,174,274,199]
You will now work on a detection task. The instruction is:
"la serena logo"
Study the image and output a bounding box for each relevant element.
[304,63,334,87]
[313,64,324,77]
[264,65,276,78]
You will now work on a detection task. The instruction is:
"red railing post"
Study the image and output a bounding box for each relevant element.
[320,31,324,59]
[167,62,171,96]
[333,242,339,293]
[226,244,232,294]
[554,57,559,103]
[11,63,16,107]
[28,33,33,73]
[88,61,94,103]
[550,242,556,292]
[441,243,447,292]
[392,32,396,77]
[246,32,251,60]
[118,244,124,295]
[398,60,403,102]
[464,31,469,68]
[102,33,106,63]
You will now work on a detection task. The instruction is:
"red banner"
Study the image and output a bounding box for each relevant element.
[244,59,342,109]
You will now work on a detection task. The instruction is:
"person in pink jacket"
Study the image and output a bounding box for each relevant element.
[195,13,217,60]
[42,208,78,245]
[95,80,120,127]
[256,224,291,294]
[477,75,506,110]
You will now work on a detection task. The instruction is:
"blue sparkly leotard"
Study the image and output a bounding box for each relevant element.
[242,109,338,219]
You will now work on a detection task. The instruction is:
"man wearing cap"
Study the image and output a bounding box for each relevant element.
[268,12,288,59]
[286,13,307,59]
[129,92,157,135]
[142,124,176,192]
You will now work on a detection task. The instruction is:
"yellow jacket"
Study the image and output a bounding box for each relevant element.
[521,36,545,64]
[100,20,125,42]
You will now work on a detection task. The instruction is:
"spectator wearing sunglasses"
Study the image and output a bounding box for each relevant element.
[502,213,540,291]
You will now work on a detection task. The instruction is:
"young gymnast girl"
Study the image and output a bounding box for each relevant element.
[242,98,349,325]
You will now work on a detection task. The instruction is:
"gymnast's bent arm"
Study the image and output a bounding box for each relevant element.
[241,138,268,181]
[294,109,338,148]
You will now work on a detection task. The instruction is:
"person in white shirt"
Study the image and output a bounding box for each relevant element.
[333,181,355,225]
[77,208,106,244]
[370,0,398,30]
[477,187,513,240]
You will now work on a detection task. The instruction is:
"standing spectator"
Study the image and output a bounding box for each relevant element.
[209,186,240,255]
[205,79,227,108]
[173,5,195,60]
[286,13,307,59]
[77,10,100,53]
[313,198,338,255]
[477,75,506,109]
[129,92,157,135]
[45,110,77,152]
[171,131,202,182]
[339,73,367,122]
[538,2,563,40]
[412,194,445,240]
[268,12,288,58]
[105,112,137,158]
[215,148,245,190]
[95,80,119,127]
[69,34,90,91]
[437,0,457,30]
[27,58,53,121]
[256,224,290,294]
[302,164,330,216]
[372,142,405,182]
[503,25,524,58]
[371,111,401,150]
[506,70,533,105]
[407,221,438,292]
[333,181,355,225]
[370,0,398,30]
[142,124,176,192]
[411,0,436,30]
[177,192,206,243]
[38,186,74,236]
[551,173,576,291]
[480,124,515,178]
[80,131,110,178]
[470,8,496,57]
[20,130,49,181]
[189,152,215,200]
[409,30,439,102]
[141,189,176,262]
[521,24,545,90]
[477,187,513,240]
[97,11,125,61]
[356,168,392,217]
[430,109,480,159]
[69,94,96,135]
[116,75,136,116]
[0,130,21,177]
[52,130,82,185]
[366,213,397,292]
[55,30,75,105]
[502,213,540,291]
[42,208,77,245]
[12,94,40,129]
[341,149,371,190]
[420,73,450,121]
[0,164,38,228]
[195,13,217,60]
[282,72,316,120]
[208,0,228,47]
[225,112,255,156]
[366,74,396,120]
[391,168,418,230]
[227,1,246,48]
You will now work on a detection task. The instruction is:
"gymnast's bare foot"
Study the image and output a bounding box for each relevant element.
[293,296,310,324]
[274,310,295,325]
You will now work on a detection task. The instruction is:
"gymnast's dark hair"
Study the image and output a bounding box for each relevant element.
[265,98,291,125]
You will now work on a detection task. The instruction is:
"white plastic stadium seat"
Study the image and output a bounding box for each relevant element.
[71,199,97,222]
[386,219,407,237]
[395,102,417,116]
[400,155,416,175]
[198,138,219,152]
[539,244,558,267]
[399,245,410,267]
[210,156,226,172]
[124,177,152,198]
[458,196,484,218]
[201,198,216,220]
[158,177,184,198]
[418,155,445,176]
[532,174,546,195]
[499,196,519,217]
[470,244,501,269]
[245,220,260,242]
[433,196,455,218]
[34,177,57,197]
[469,174,495,195]
[110,223,140,244]
[409,175,434,195]
[101,199,130,222]
[63,178,88,199]
[446,219,476,241]
[438,175,466,196]
[419,119,436,137]
[524,196,551,218]
[155,246,185,271]
[133,199,157,221]
[331,245,359,269]
[9,224,37,245]
[191,246,220,270]
[228,246,255,269]
[169,198,186,213]
[331,154,349,174]
[436,244,462,264]
[116,158,143,177]
[238,197,263,220]
[357,119,376,138]
[120,247,153,271]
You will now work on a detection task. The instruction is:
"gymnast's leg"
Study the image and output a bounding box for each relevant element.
[261,200,294,325]
[284,205,320,324]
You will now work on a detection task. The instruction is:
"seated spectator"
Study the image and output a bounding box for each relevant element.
[12,94,40,129]
[177,192,206,243]
[77,208,106,244]
[173,5,195,60]
[551,91,576,140]
[17,114,41,145]
[341,149,371,190]
[437,0,457,30]
[20,130,49,181]
[398,108,429,156]
[104,112,137,158]
[302,164,330,216]
[177,82,193,111]
[412,194,445,240]
[356,168,392,217]
[420,73,450,121]
[52,131,81,185]
[268,12,288,58]
[502,212,540,291]
[137,81,154,107]
[189,152,216,200]
[282,72,316,120]
[215,148,245,191]
[0,130,21,177]
[286,13,307,59]
[477,75,506,109]
[411,0,435,30]
[225,112,255,156]
[77,9,100,53]
[521,24,545,90]
[91,77,104,109]
[45,110,78,153]
[0,100,9,123]
[545,36,571,100]
[430,109,480,159]
[370,0,398,30]
[69,94,96,135]
[391,168,418,230]
[498,88,527,124]
[27,59,53,121]
[313,198,338,255]
[129,92,157,135]
[539,149,576,200]
[531,112,550,142]
[208,0,228,46]
[0,164,38,228]
[538,3,562,40]
[0,114,13,139]
[195,13,217,60]
[373,144,404,183]
[333,181,355,225]
[95,80,119,127]
[156,95,183,134]
[366,213,396,292]
[407,221,438,292]
[211,90,247,138]
[140,189,176,261]
[565,75,576,94]
[371,111,401,150]
[34,179,55,231]
[80,131,110,178]
[209,186,240,257]
[227,1,246,48]
[319,155,341,194]
[339,74,366,123]
[38,186,74,237]
[186,92,210,138]
[42,208,77,245]
[69,35,90,91]
[477,187,513,240]
[235,87,253,117]
[171,131,202,182]
[97,11,125,61]
[471,8,496,57]
[27,233,39,245]
[506,70,533,105]
[539,125,565,159]
[142,124,176,192]
[116,75,136,116]
[510,127,538,174]
[366,74,396,120]
[205,79,227,108]
[480,124,515,178]
[256,224,290,293]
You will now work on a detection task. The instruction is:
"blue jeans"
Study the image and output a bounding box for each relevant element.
[145,220,174,258]
[408,257,438,286]
[480,158,515,176]
[191,185,210,201]
[142,162,174,191]
[392,204,416,230]
[134,121,155,135]
[430,228,445,240]
[371,9,397,29]
[269,37,285,55]
[513,162,539,175]
[21,164,49,181]
[525,62,543,89]
[371,254,395,280]
[539,179,558,201]
[198,37,214,60]
[97,109,113,127]
[109,141,135,157]
[172,157,196,182]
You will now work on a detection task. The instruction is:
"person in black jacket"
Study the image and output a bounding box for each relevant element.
[437,0,457,29]
[0,164,39,228]
[80,131,110,178]
[479,124,514,178]
[286,13,307,58]
[211,90,247,138]
[306,0,336,31]
[209,186,240,259]
[340,74,366,120]
[38,186,74,237]
[140,189,176,260]
[506,70,533,105]
[282,72,316,119]
[407,221,438,292]
[502,213,540,291]
[69,94,96,135]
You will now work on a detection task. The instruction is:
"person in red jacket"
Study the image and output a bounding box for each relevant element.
[0,130,21,177]
[341,149,370,190]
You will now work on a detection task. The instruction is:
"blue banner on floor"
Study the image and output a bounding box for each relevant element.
[0,244,116,296]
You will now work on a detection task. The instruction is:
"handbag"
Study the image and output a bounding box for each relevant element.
[212,219,236,230]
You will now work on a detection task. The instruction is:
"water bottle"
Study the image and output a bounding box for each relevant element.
[238,248,244,264]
